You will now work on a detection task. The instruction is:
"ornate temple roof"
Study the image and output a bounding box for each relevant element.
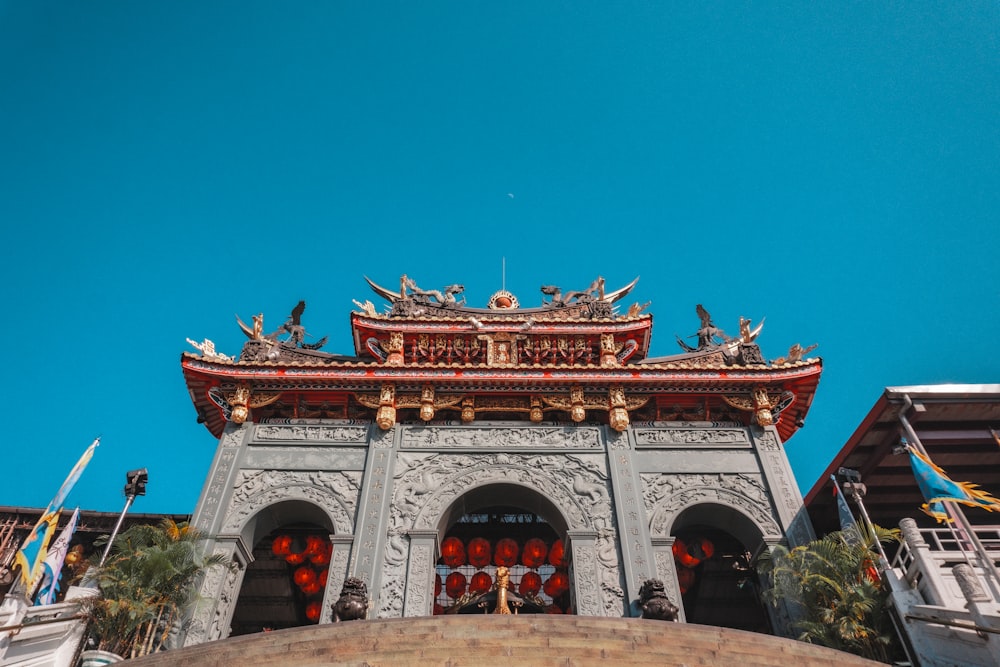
[181,276,822,442]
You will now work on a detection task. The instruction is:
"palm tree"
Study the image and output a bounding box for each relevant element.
[85,519,233,659]
[757,525,903,664]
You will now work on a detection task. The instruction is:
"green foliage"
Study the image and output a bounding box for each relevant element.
[85,519,233,658]
[757,524,903,664]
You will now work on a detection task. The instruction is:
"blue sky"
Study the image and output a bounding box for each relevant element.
[2,2,998,515]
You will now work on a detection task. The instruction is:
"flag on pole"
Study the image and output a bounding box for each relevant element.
[47,438,99,513]
[12,439,98,591]
[907,446,1000,523]
[831,475,863,545]
[34,508,80,606]
[13,510,60,588]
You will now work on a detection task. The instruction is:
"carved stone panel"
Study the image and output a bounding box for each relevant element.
[401,424,602,450]
[642,473,782,540]
[253,422,370,444]
[634,427,750,448]
[222,470,361,535]
[192,424,249,536]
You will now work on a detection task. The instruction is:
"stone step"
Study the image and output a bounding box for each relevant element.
[126,616,883,667]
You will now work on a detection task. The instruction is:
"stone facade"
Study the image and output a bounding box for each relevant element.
[182,416,812,644]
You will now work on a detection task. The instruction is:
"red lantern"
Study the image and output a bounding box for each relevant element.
[272,535,292,557]
[294,566,317,588]
[521,538,548,568]
[494,538,519,567]
[310,542,332,566]
[301,580,322,596]
[445,571,467,599]
[435,573,442,597]
[318,568,328,587]
[305,601,322,622]
[673,537,714,568]
[286,552,306,565]
[467,538,492,568]
[548,540,565,567]
[543,570,569,597]
[676,566,696,594]
[441,537,466,568]
[305,535,326,557]
[469,571,492,595]
[518,571,542,596]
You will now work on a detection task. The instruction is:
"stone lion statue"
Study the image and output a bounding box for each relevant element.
[332,577,369,622]
[638,578,679,621]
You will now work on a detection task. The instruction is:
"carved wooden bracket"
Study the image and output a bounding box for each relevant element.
[224,382,281,424]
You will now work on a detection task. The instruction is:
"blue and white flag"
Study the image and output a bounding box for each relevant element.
[908,446,1000,523]
[14,510,60,588]
[34,508,79,605]
[48,439,99,513]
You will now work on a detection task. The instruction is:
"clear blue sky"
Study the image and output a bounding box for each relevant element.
[2,2,998,514]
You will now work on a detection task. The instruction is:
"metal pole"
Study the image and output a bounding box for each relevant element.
[98,494,135,567]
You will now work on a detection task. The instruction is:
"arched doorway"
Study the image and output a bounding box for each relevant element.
[671,504,771,633]
[229,501,335,635]
[432,484,573,615]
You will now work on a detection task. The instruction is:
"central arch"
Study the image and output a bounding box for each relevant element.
[431,483,575,615]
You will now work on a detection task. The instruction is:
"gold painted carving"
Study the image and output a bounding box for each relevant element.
[530,396,543,423]
[600,333,619,368]
[376,383,396,430]
[722,387,783,427]
[385,331,405,366]
[461,396,475,423]
[225,383,281,424]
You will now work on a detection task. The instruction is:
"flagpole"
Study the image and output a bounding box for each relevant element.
[898,394,1000,594]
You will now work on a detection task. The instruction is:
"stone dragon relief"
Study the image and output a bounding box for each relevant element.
[640,473,781,539]
[377,452,624,617]
[221,470,362,535]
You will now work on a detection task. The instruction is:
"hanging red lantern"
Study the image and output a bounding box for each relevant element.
[305,601,322,622]
[318,568,328,588]
[521,538,548,568]
[441,537,466,568]
[676,566,696,594]
[272,535,292,557]
[294,566,317,588]
[305,535,326,557]
[469,571,492,595]
[673,537,715,568]
[543,570,570,597]
[301,580,322,596]
[286,552,306,565]
[445,571,467,599]
[494,538,519,567]
[548,540,565,567]
[518,571,542,596]
[467,538,492,568]
[435,573,442,597]
[310,541,332,566]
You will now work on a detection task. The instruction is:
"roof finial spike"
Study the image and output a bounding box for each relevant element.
[502,256,506,292]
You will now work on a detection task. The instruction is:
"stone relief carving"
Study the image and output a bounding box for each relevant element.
[755,430,780,451]
[653,550,682,609]
[223,470,361,535]
[570,541,602,616]
[379,451,624,617]
[403,542,432,615]
[641,473,781,538]
[208,556,242,641]
[194,428,245,534]
[254,424,369,442]
[401,426,602,450]
[634,428,749,446]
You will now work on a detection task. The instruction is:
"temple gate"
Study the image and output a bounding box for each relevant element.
[179,275,821,644]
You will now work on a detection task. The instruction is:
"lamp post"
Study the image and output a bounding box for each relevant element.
[98,468,147,567]
[838,467,890,566]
